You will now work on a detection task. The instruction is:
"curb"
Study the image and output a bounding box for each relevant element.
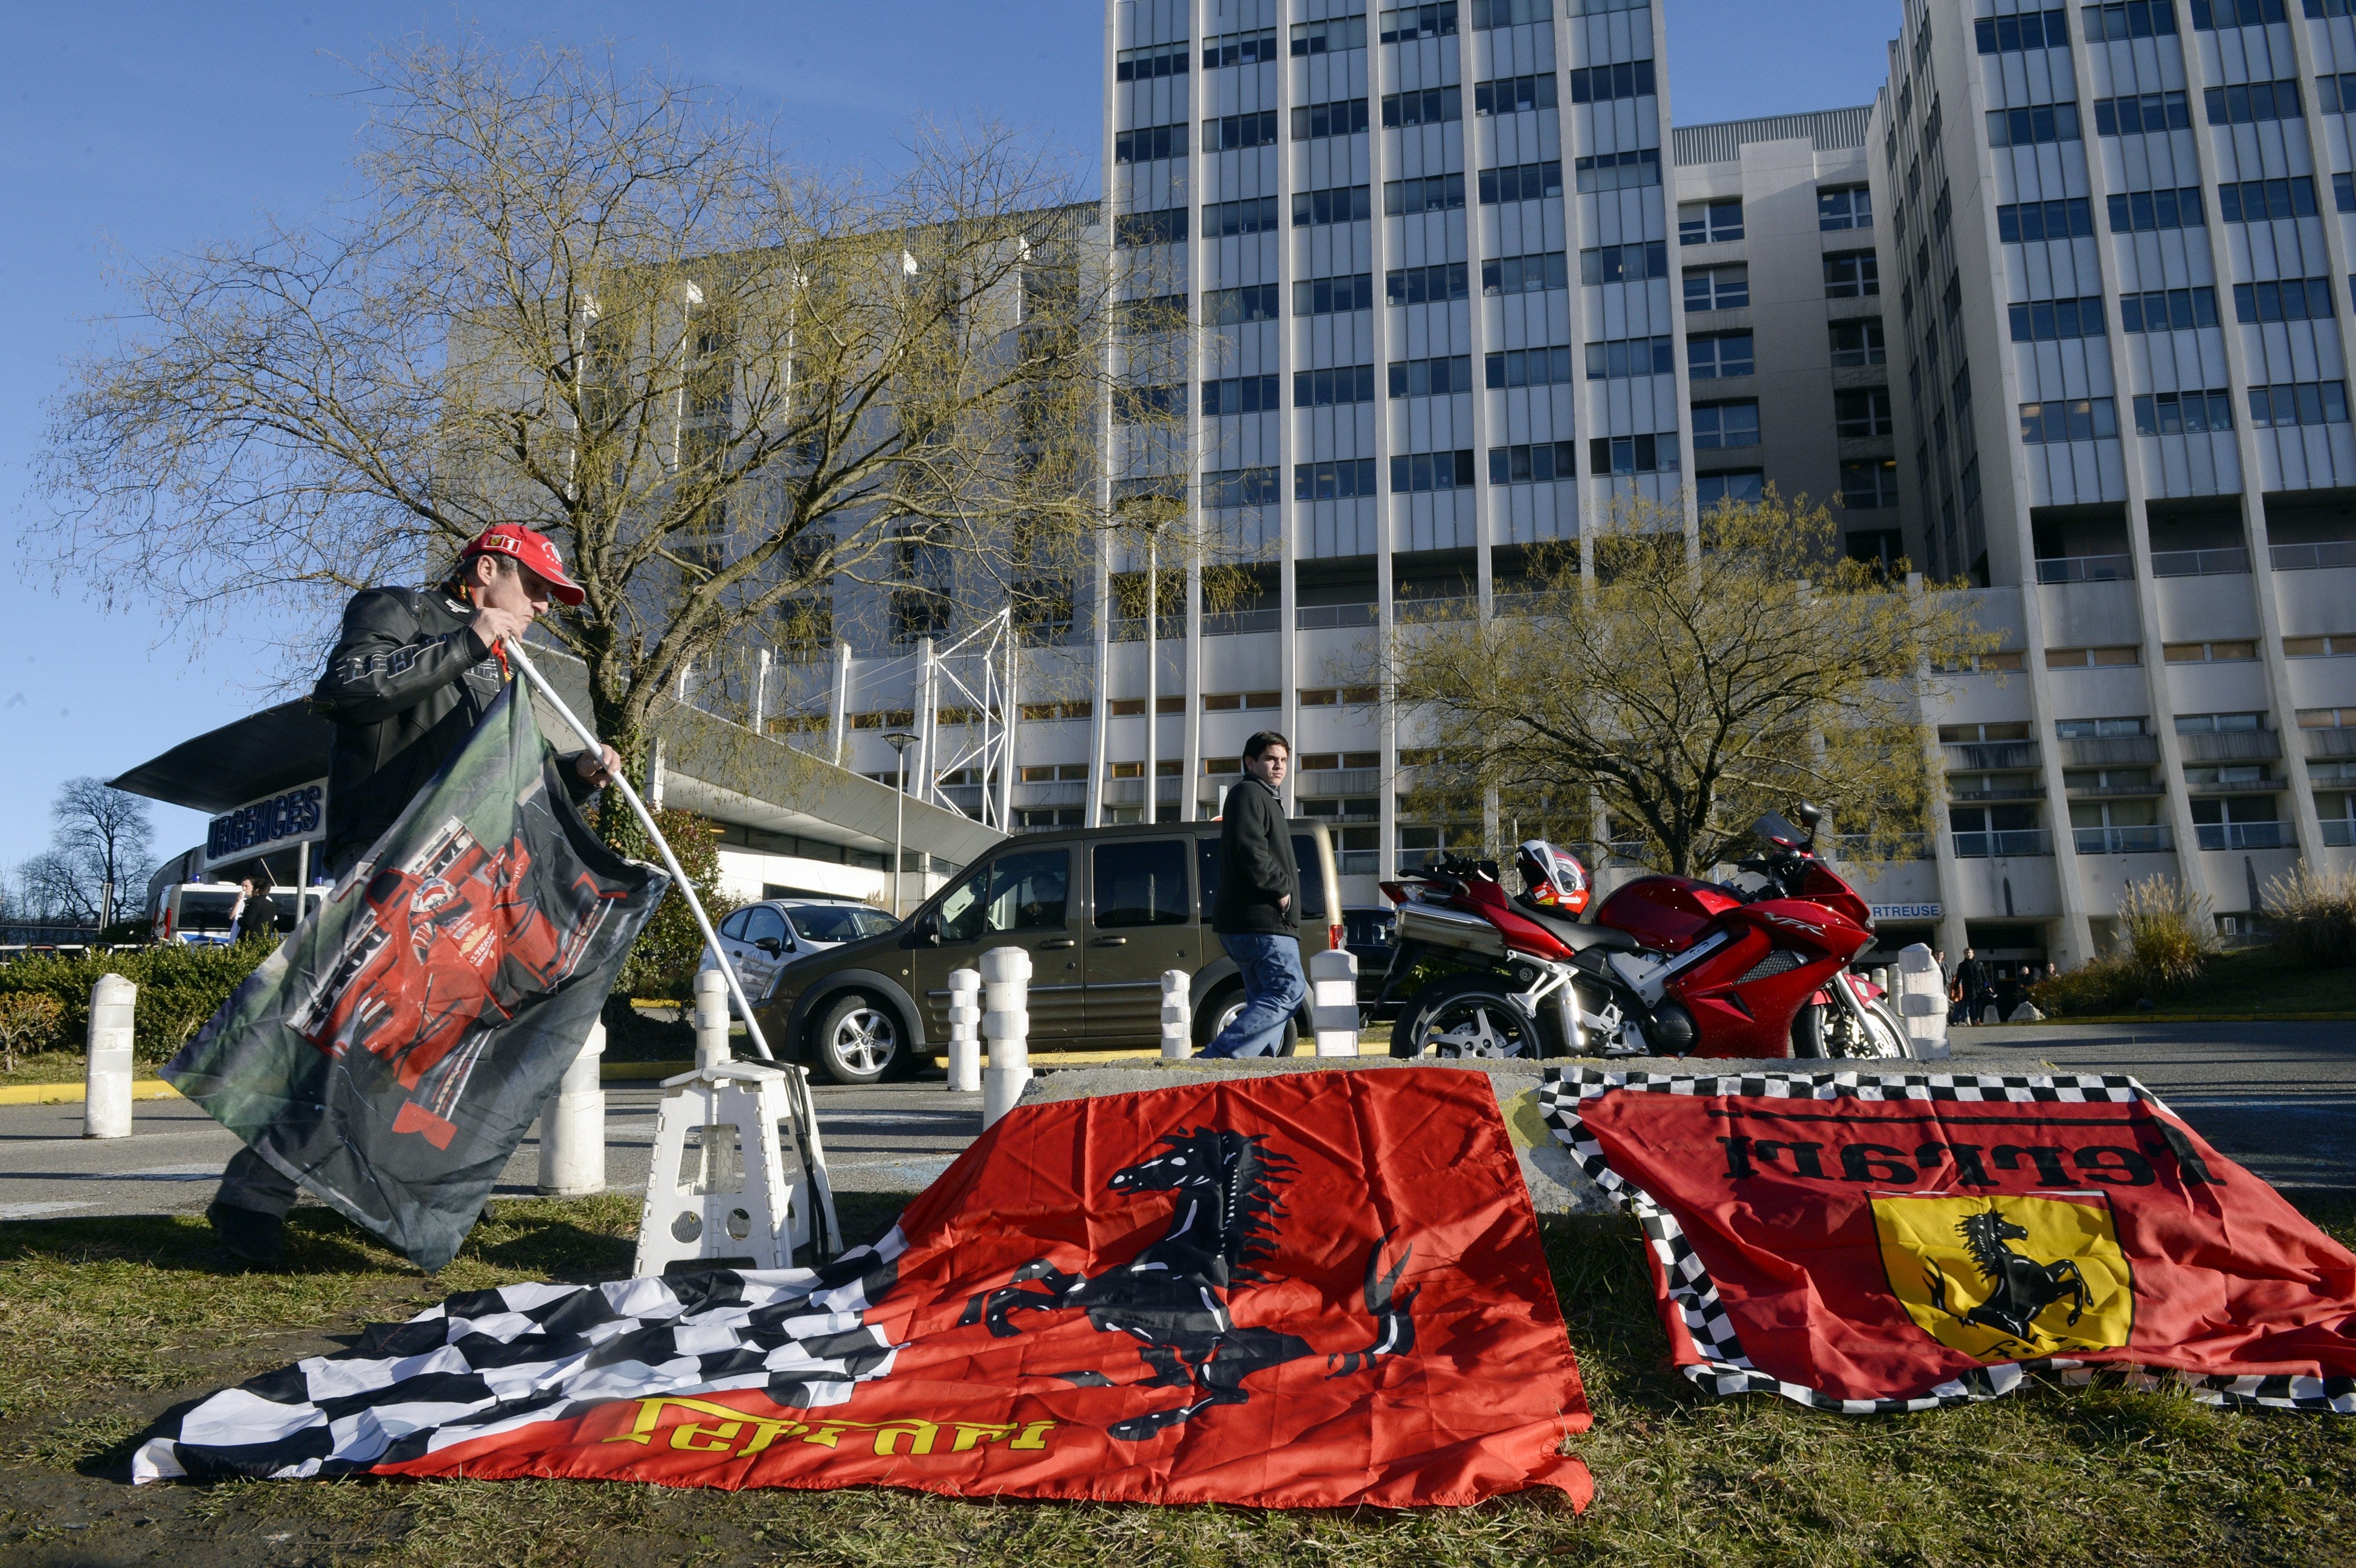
[0,1079,185,1107]
[2025,1012,2356,1024]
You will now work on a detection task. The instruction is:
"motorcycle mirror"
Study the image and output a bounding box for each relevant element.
[1794,803,1824,829]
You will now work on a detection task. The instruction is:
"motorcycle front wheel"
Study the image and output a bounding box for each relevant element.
[1391,974,1539,1059]
[1791,997,1908,1059]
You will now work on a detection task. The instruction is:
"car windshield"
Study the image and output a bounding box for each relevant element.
[788,905,898,943]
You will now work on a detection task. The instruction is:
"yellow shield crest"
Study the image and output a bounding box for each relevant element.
[1870,1192,2134,1362]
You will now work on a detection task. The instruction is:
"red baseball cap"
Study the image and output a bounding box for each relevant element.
[461,523,585,606]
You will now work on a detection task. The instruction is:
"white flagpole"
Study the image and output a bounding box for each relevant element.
[504,637,838,1253]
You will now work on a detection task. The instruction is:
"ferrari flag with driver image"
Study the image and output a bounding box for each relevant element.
[163,685,667,1271]
[135,1068,1594,1511]
[1539,1069,2356,1413]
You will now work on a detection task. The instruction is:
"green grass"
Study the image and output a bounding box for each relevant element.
[4,1193,2355,1564]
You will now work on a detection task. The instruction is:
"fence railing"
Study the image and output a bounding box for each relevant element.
[1295,602,1379,631]
[2035,554,2132,585]
[2324,819,2356,846]
[1824,832,1934,861]
[2072,825,2173,855]
[2270,540,2356,571]
[1952,829,2053,858]
[2149,546,2250,577]
[2193,821,2293,851]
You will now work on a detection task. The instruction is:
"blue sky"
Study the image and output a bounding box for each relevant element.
[0,0,1897,871]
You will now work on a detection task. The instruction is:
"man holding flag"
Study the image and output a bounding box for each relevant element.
[204,524,629,1267]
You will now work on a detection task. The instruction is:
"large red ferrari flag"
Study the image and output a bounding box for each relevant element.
[1541,1068,2356,1413]
[138,1068,1594,1509]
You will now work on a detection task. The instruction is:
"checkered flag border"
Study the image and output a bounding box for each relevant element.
[1537,1068,2354,1416]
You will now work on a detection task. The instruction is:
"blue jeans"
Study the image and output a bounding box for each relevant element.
[1203,933,1307,1058]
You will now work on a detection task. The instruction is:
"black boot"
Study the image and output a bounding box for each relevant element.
[207,1201,286,1267]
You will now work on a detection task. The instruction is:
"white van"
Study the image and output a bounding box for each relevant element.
[155,883,325,945]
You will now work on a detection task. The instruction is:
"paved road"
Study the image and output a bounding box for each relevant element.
[2,1019,2350,1223]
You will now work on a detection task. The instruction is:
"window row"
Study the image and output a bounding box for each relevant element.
[1975,7,2070,52]
[2009,295,2108,341]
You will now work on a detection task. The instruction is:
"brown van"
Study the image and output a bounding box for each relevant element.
[759,819,1345,1084]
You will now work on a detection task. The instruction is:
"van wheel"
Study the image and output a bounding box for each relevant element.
[811,993,904,1085]
[1192,986,1298,1058]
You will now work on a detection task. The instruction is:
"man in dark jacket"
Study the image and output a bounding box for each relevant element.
[1203,730,1305,1058]
[207,522,620,1266]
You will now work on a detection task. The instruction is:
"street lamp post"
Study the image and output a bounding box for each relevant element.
[884,730,919,916]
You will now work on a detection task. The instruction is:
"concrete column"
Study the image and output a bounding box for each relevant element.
[82,974,135,1140]
[1160,968,1191,1060]
[693,966,731,1070]
[980,945,1032,1128]
[1309,947,1360,1057]
[945,967,982,1093]
[538,1018,607,1196]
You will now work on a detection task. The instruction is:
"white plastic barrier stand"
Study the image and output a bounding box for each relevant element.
[692,966,732,1070]
[1894,943,1951,1060]
[980,945,1032,1129]
[632,1060,826,1276]
[1160,969,1191,1060]
[538,1018,608,1196]
[83,974,136,1140]
[945,968,982,1093]
[1310,947,1360,1057]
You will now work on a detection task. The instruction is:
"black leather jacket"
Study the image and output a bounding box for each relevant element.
[311,585,595,873]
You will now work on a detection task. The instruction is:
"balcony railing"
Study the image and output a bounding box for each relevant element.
[1337,849,1380,875]
[1395,596,1478,624]
[1107,614,1191,644]
[2178,730,2282,763]
[2073,825,2174,855]
[2058,735,2161,767]
[1945,741,2041,770]
[2270,541,2356,571]
[2193,821,2294,850]
[1825,832,1934,861]
[1296,602,1379,631]
[1201,608,1281,636]
[2308,728,2356,759]
[2324,819,2356,847]
[2149,546,2250,578]
[2035,554,2132,585]
[1952,829,2053,858]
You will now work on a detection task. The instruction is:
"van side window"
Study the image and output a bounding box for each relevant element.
[719,908,751,939]
[1197,838,1220,918]
[1094,840,1191,927]
[744,907,788,948]
[937,850,1072,942]
[1290,835,1329,921]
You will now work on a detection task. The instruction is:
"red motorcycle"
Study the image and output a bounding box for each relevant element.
[1379,806,1909,1061]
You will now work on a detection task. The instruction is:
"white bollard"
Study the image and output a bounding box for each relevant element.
[1160,969,1191,1060]
[538,1018,608,1196]
[980,945,1032,1129]
[1893,943,1951,1061]
[946,968,982,1093]
[83,974,137,1140]
[1310,947,1361,1057]
[693,966,732,1070]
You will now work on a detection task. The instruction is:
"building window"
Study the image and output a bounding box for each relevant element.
[1698,470,1765,509]
[1384,173,1467,214]
[2248,381,2353,428]
[2108,185,2206,233]
[1585,335,1676,380]
[1475,72,1559,115]
[1692,401,1762,449]
[1481,251,1568,295]
[890,589,952,644]
[1378,4,1460,43]
[2218,177,2318,222]
[2204,79,2302,124]
[1382,86,1461,126]
[1200,27,1276,68]
[1201,374,1282,416]
[1202,196,1281,237]
[1290,16,1368,54]
[2119,286,2219,331]
[1679,199,1745,245]
[1484,161,1568,204]
[1117,42,1191,80]
[1986,101,2083,146]
[1293,273,1376,316]
[1292,99,1372,141]
[2047,646,2140,667]
[1685,264,1749,310]
[1386,261,1471,304]
[1298,364,1380,407]
[1824,251,1880,298]
[1568,59,1656,102]
[2322,72,2356,114]
[2009,295,2108,341]
[1292,185,1372,228]
[1487,345,1575,387]
[1975,7,2070,50]
[1205,110,1281,152]
[1839,459,1901,508]
[1203,466,1280,509]
[1114,384,1183,423]
[2020,397,2119,443]
[1565,153,1649,196]
[2082,1,2178,40]
[1390,355,1477,397]
[2163,640,2258,662]
[2284,634,2356,657]
[1471,0,1551,24]
[1829,318,1887,365]
[1685,332,1753,379]
[1203,284,1279,325]
[1835,388,1894,437]
[1580,240,1668,284]
[1294,459,1380,500]
[1487,442,1577,484]
[1390,449,1478,492]
[1114,208,1187,248]
[1589,432,1679,475]
[2234,278,2335,323]
[1998,196,2096,240]
[1013,579,1074,645]
[1818,185,1873,231]
[2093,89,2190,135]
[2134,389,2235,434]
[1115,123,1187,164]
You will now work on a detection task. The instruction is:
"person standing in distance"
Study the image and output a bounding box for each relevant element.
[205,523,622,1267]
[1203,731,1305,1058]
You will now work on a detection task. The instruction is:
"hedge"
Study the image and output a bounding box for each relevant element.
[0,945,271,1066]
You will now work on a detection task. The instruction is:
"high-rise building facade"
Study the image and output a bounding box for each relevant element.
[799,0,2354,972]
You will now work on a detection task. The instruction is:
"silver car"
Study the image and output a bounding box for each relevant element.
[702,898,903,999]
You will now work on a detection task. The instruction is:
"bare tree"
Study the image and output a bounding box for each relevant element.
[50,777,156,925]
[1385,492,1994,877]
[37,37,1180,770]
[14,851,98,924]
